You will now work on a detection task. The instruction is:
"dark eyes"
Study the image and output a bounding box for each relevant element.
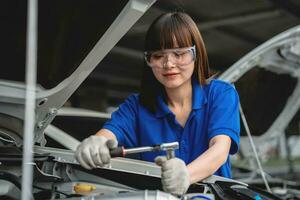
[174,51,185,57]
[152,51,188,59]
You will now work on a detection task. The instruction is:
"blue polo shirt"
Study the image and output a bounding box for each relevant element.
[103,79,240,178]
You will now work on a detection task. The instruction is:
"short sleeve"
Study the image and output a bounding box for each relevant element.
[102,94,138,148]
[207,84,240,154]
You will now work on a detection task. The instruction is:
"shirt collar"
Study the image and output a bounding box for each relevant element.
[155,79,207,118]
[155,95,172,118]
[192,78,207,110]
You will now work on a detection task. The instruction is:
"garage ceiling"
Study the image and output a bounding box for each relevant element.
[1,0,300,109]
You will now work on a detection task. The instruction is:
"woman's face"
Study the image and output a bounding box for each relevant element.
[150,45,195,89]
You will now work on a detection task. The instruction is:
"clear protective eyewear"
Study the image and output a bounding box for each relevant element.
[144,45,196,68]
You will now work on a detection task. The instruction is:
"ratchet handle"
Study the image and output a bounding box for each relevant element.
[110,146,125,158]
[166,149,175,160]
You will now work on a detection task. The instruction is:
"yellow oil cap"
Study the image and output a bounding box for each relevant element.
[74,183,96,194]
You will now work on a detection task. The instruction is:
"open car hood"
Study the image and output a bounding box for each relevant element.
[0,0,156,146]
[218,25,300,165]
[0,0,299,148]
[219,25,300,141]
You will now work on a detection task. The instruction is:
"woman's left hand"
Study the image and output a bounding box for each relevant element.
[155,156,190,195]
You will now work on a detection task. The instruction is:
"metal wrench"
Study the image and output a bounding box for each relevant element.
[110,142,179,159]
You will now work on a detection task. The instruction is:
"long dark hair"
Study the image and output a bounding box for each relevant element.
[140,12,210,112]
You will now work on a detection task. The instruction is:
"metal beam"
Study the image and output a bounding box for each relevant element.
[198,10,281,31]
[33,0,157,143]
[111,46,143,61]
[22,0,37,199]
[128,10,281,35]
[216,27,263,46]
[270,0,300,19]
[89,73,140,87]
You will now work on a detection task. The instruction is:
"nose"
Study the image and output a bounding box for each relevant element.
[162,54,176,69]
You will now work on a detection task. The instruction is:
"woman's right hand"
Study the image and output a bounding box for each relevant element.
[75,135,118,169]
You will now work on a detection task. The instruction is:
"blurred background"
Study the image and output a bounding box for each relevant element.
[0,1,299,99]
[1,0,300,137]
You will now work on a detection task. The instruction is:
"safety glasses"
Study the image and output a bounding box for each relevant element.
[144,46,196,68]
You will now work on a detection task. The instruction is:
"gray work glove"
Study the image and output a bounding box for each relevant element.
[75,135,118,169]
[155,156,190,196]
